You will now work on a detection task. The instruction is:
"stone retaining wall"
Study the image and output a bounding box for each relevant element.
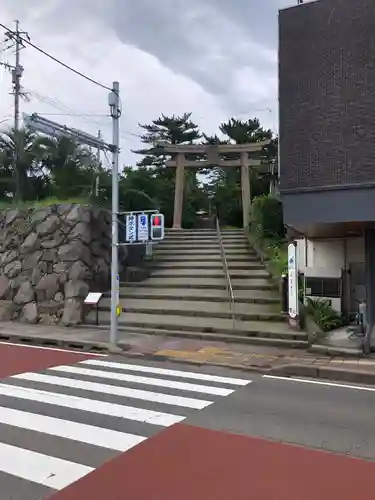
[0,204,120,326]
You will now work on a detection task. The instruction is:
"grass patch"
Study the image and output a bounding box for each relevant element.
[0,197,90,210]
[261,238,288,277]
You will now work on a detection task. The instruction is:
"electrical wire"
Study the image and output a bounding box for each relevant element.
[24,87,139,141]
[0,21,112,92]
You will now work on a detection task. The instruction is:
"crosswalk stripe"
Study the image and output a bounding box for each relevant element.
[81,359,251,385]
[0,405,146,452]
[0,442,93,490]
[49,365,235,396]
[12,372,213,409]
[0,384,185,427]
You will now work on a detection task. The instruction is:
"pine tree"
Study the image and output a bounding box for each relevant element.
[133,113,201,167]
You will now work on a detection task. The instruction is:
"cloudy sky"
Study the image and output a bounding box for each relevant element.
[0,0,308,167]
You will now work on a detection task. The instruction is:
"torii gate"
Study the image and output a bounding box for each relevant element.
[163,141,270,230]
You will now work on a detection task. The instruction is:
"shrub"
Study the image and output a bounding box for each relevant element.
[251,194,285,241]
[264,241,288,276]
[305,297,346,332]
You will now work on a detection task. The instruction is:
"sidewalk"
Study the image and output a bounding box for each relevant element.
[0,321,375,385]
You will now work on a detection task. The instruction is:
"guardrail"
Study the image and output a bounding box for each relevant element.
[216,217,236,330]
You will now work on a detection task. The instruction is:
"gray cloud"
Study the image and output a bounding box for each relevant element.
[108,0,284,111]
[1,0,313,152]
[4,0,301,115]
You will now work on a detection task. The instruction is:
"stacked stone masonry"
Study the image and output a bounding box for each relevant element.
[0,204,117,326]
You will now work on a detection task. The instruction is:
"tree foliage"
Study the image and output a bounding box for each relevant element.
[0,112,279,231]
[132,113,202,228]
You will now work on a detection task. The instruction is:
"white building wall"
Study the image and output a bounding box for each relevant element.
[296,237,365,272]
[295,236,365,313]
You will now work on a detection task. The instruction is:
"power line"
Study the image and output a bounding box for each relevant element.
[0,21,112,92]
[24,87,138,141]
[34,113,110,117]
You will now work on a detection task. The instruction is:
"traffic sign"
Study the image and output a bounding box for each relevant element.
[137,213,149,241]
[125,214,136,242]
[150,213,165,240]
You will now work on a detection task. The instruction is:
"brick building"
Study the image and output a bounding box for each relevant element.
[278,0,375,350]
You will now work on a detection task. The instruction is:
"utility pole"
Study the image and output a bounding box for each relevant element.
[108,82,121,349]
[96,130,101,164]
[4,20,30,201]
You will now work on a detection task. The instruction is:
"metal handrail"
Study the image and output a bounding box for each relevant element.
[216,217,236,330]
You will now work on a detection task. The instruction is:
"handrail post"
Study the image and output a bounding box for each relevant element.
[216,217,236,331]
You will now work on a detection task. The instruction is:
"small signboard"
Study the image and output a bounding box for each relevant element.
[84,292,102,305]
[125,214,137,242]
[137,213,149,242]
[120,211,164,245]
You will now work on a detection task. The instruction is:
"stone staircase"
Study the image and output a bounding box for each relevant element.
[87,228,308,348]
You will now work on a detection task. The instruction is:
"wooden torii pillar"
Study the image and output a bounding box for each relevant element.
[163,141,270,230]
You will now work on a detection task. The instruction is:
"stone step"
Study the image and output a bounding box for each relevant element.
[159,242,250,249]
[151,269,269,279]
[165,230,216,237]
[154,254,259,262]
[155,248,221,255]
[100,326,308,349]
[120,277,273,290]
[86,310,307,341]
[98,298,283,322]
[163,238,217,244]
[113,287,279,304]
[157,244,221,251]
[154,261,265,270]
[224,248,254,254]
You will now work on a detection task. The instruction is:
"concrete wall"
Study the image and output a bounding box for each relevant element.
[296,237,365,313]
[296,237,365,273]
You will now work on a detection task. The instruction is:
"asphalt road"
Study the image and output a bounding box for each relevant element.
[0,342,375,499]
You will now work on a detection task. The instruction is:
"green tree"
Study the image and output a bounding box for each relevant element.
[133,113,202,227]
[203,118,278,227]
[37,135,99,199]
[133,113,201,167]
[0,127,46,201]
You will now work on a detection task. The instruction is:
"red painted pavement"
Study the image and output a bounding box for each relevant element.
[50,423,375,500]
[0,342,102,379]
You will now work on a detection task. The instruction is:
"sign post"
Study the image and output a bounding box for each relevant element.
[287,242,299,323]
[125,214,137,243]
[137,213,149,242]
[120,210,165,245]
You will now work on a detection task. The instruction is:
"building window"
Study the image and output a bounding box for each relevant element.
[305,277,341,298]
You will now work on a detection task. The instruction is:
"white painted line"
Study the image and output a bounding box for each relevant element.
[81,359,251,386]
[263,375,375,392]
[0,405,146,452]
[0,442,93,490]
[13,372,213,409]
[0,341,107,357]
[0,384,184,427]
[49,365,235,396]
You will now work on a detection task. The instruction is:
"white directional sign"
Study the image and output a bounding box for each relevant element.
[287,243,299,319]
[137,213,149,242]
[125,214,136,242]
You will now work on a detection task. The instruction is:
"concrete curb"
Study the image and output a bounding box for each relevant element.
[120,350,274,374]
[0,331,109,354]
[272,363,375,386]
[79,324,308,349]
[2,331,375,385]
